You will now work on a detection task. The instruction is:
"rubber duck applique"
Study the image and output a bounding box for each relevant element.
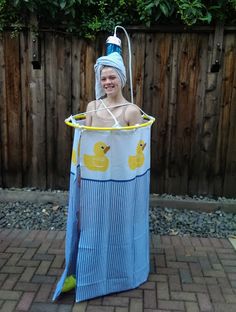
[84,141,110,172]
[128,140,146,170]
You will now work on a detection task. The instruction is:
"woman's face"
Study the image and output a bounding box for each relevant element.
[100,67,121,97]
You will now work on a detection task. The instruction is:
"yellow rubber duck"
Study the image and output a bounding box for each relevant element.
[84,141,110,171]
[71,139,81,165]
[128,140,146,170]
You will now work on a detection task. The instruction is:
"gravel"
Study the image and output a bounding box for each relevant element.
[0,194,236,238]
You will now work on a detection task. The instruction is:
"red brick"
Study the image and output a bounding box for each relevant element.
[16,292,35,311]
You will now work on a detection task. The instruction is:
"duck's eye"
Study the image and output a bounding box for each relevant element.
[101,146,104,149]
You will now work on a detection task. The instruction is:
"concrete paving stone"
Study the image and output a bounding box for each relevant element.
[57,304,73,312]
[0,300,17,312]
[0,252,11,259]
[158,299,185,311]
[29,303,58,312]
[119,288,143,298]
[20,267,37,282]
[5,247,27,254]
[51,255,65,269]
[144,289,157,309]
[115,307,129,312]
[183,283,208,293]
[37,242,51,254]
[179,268,193,284]
[86,306,115,312]
[197,293,213,311]
[0,259,6,270]
[156,282,169,300]
[157,268,178,275]
[6,253,22,266]
[171,291,196,301]
[33,253,55,261]
[88,297,102,305]
[103,296,129,307]
[72,301,87,312]
[185,302,200,312]
[148,274,167,282]
[48,248,64,255]
[155,254,166,268]
[0,289,22,300]
[31,275,56,284]
[203,270,226,278]
[189,263,203,277]
[1,265,24,274]
[193,277,217,285]
[34,284,53,302]
[224,294,236,303]
[47,268,64,276]
[17,259,40,267]
[213,303,236,312]
[168,275,182,291]
[35,260,51,275]
[207,285,225,303]
[14,282,40,292]
[1,273,20,290]
[167,261,189,269]
[22,248,37,260]
[16,291,35,311]
[139,281,156,290]
[130,298,143,312]
[20,241,42,248]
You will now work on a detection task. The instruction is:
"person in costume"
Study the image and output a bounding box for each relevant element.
[85,52,142,127]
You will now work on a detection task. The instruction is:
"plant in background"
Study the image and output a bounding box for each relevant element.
[137,0,176,26]
[175,0,211,25]
[0,1,235,38]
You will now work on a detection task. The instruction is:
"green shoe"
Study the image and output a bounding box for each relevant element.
[62,275,76,293]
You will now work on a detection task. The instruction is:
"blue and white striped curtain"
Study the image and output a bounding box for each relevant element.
[53,124,152,302]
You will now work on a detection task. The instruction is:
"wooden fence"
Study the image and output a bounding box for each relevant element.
[0,26,236,197]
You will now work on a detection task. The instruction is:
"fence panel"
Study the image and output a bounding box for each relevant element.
[0,28,235,197]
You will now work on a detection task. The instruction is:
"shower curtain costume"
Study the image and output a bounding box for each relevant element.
[53,52,154,302]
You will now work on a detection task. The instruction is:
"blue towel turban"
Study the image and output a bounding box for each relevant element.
[94,52,127,100]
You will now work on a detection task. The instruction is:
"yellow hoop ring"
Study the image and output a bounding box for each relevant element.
[65,114,155,131]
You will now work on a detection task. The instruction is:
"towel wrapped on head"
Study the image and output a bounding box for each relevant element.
[94,52,127,100]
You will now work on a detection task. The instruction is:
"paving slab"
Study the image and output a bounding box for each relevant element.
[0,228,236,311]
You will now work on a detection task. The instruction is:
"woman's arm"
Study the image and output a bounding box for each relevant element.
[85,101,94,126]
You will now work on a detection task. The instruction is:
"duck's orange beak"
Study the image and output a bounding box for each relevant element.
[104,146,110,154]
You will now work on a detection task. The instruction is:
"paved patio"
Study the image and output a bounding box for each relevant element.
[0,229,236,312]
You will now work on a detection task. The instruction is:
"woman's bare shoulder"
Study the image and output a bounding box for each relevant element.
[124,103,143,125]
